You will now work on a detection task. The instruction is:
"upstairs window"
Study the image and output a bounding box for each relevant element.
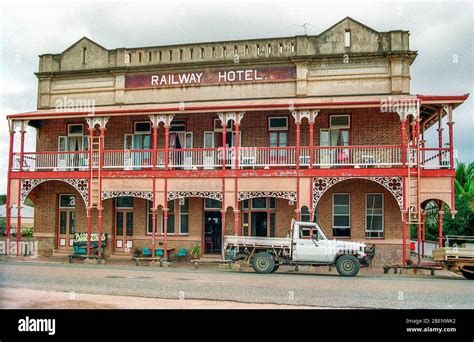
[134,122,151,134]
[344,30,351,48]
[68,124,84,136]
[268,117,288,131]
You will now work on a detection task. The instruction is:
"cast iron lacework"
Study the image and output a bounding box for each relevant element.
[21,178,89,206]
[102,191,153,201]
[312,177,403,214]
[238,191,297,201]
[167,191,223,201]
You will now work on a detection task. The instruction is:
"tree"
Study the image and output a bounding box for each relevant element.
[0,194,5,205]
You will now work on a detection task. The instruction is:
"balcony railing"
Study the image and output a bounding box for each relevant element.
[11,145,451,171]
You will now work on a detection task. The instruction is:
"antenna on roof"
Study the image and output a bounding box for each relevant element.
[292,23,315,35]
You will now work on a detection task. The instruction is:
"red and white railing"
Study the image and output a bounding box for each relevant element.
[11,145,451,171]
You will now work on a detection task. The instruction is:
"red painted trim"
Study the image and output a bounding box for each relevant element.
[5,131,14,255]
[9,166,455,180]
[7,94,470,120]
[416,94,469,101]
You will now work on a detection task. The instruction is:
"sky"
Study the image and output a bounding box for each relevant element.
[0,0,473,193]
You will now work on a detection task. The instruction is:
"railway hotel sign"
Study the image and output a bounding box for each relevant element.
[125,66,296,89]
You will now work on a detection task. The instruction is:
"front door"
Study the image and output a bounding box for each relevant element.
[115,210,133,253]
[58,210,75,250]
[251,212,267,237]
[204,212,222,253]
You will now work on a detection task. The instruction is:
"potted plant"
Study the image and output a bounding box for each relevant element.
[189,244,201,260]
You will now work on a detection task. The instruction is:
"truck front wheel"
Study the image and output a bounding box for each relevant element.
[336,255,360,277]
[252,252,275,274]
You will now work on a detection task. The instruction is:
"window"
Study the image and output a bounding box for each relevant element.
[134,122,151,134]
[366,194,384,238]
[81,47,87,64]
[116,197,133,209]
[269,117,288,131]
[301,207,316,223]
[59,195,76,208]
[205,199,222,210]
[252,197,267,209]
[68,124,84,136]
[330,115,350,128]
[180,198,189,234]
[170,120,186,132]
[147,201,154,234]
[344,30,351,48]
[333,194,350,237]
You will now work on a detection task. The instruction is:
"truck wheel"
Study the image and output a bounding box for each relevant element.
[252,252,275,274]
[271,264,280,273]
[460,267,474,280]
[336,255,360,277]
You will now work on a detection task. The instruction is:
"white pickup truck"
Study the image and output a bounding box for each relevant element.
[223,219,375,277]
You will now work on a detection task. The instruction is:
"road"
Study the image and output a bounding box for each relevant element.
[1,261,473,309]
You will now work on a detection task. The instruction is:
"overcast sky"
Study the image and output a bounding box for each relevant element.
[0,0,473,193]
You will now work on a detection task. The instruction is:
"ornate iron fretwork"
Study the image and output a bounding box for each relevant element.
[238,191,297,202]
[312,177,403,214]
[102,191,153,201]
[167,191,222,201]
[21,178,89,206]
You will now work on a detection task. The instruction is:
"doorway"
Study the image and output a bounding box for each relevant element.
[204,211,222,254]
[251,212,268,237]
[57,194,76,251]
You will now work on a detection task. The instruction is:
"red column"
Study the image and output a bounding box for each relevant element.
[296,122,301,169]
[5,130,14,255]
[309,122,314,169]
[437,112,443,165]
[234,123,240,170]
[152,178,157,254]
[97,128,105,258]
[87,127,93,254]
[221,123,227,169]
[152,125,158,170]
[16,194,22,256]
[438,201,443,248]
[19,126,26,172]
[164,126,170,170]
[164,178,168,260]
[401,118,406,167]
[295,208,300,221]
[447,106,454,169]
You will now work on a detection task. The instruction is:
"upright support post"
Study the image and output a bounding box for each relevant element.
[19,125,26,172]
[152,125,158,170]
[87,127,93,255]
[401,118,407,167]
[16,202,21,256]
[221,122,227,169]
[295,122,301,170]
[309,122,314,169]
[234,123,240,170]
[164,177,169,260]
[437,111,443,165]
[164,125,170,170]
[152,179,157,255]
[438,201,443,248]
[97,127,105,257]
[5,128,15,256]
[447,104,454,169]
[402,175,407,266]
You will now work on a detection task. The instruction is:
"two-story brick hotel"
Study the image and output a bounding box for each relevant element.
[4,17,468,265]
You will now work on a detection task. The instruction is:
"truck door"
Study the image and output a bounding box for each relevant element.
[293,225,329,262]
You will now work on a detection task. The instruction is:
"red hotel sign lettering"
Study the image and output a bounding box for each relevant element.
[125,66,296,89]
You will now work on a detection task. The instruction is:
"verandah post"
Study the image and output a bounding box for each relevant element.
[5,123,15,256]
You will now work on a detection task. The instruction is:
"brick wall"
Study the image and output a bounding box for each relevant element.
[34,109,401,152]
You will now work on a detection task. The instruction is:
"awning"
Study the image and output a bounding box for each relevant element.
[6,93,469,121]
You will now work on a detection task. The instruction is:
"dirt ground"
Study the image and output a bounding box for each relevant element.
[0,287,315,309]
